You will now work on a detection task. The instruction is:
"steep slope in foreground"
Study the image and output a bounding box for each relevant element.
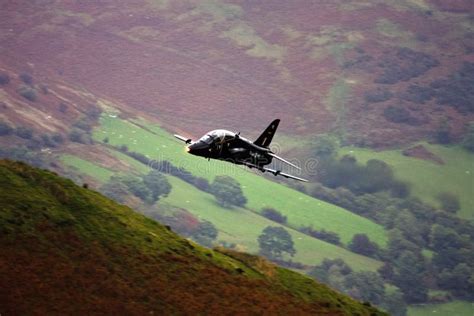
[0,160,386,315]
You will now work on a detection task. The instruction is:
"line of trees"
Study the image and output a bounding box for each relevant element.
[309,258,407,316]
[309,133,474,306]
[100,170,171,204]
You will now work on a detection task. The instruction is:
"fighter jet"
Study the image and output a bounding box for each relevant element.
[174,119,308,182]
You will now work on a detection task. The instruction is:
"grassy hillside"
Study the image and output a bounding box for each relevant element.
[92,115,388,247]
[340,143,474,220]
[0,160,386,315]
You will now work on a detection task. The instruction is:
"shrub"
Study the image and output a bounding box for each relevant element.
[59,102,68,113]
[261,207,287,224]
[39,84,49,94]
[68,128,91,144]
[194,177,210,192]
[375,48,439,84]
[86,106,102,120]
[19,73,33,85]
[401,85,434,104]
[434,120,452,144]
[364,89,393,103]
[126,151,149,164]
[40,134,58,147]
[0,121,13,136]
[73,117,93,132]
[0,73,10,85]
[18,86,38,102]
[119,145,129,152]
[100,180,130,204]
[51,133,64,144]
[300,226,341,245]
[191,220,218,247]
[431,62,474,113]
[14,127,33,139]
[383,106,416,124]
[436,192,460,213]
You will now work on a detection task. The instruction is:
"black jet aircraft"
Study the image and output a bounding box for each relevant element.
[174,119,308,182]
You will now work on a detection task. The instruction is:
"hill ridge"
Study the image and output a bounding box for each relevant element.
[0,159,386,315]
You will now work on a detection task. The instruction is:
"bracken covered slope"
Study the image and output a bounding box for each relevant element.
[0,160,386,315]
[1,1,473,147]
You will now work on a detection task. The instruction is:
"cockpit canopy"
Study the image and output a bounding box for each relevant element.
[198,129,235,144]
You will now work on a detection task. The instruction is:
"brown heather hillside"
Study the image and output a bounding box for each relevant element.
[1,0,473,147]
[0,160,386,315]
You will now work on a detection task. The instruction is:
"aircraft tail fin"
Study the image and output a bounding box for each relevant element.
[254,119,280,148]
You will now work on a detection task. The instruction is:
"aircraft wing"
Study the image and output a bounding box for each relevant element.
[268,153,301,170]
[174,134,192,144]
[239,160,308,182]
[263,166,308,182]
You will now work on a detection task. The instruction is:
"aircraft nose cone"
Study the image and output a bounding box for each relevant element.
[187,141,209,155]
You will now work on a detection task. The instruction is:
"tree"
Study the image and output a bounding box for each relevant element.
[122,176,152,203]
[68,128,91,144]
[193,177,210,192]
[261,207,287,224]
[462,122,474,152]
[429,225,465,252]
[100,181,130,204]
[392,250,428,303]
[344,271,385,305]
[258,226,296,260]
[348,234,379,258]
[387,229,419,260]
[308,258,352,284]
[191,220,218,247]
[209,175,247,208]
[438,263,473,295]
[380,288,407,316]
[142,170,171,203]
[357,159,394,194]
[436,192,460,213]
[393,210,425,246]
[312,134,339,159]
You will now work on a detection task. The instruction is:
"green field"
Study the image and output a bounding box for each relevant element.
[61,154,114,182]
[408,301,474,316]
[161,175,383,271]
[91,114,388,247]
[340,143,474,220]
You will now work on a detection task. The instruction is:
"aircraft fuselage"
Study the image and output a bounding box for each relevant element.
[187,129,272,167]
